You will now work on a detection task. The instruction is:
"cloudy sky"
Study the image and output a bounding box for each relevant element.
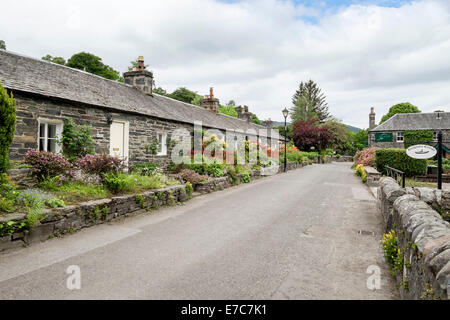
[1,0,449,128]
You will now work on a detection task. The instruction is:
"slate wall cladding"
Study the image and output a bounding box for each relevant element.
[9,92,265,169]
[378,177,450,300]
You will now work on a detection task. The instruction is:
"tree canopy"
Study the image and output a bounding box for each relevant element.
[0,40,5,50]
[42,54,66,65]
[290,80,330,122]
[321,119,350,153]
[219,105,238,118]
[165,87,203,105]
[292,119,332,151]
[66,52,122,81]
[380,102,421,124]
[251,114,261,125]
[128,58,149,71]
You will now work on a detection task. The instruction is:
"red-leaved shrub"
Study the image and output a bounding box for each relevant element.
[353,147,377,167]
[75,153,125,175]
[178,169,210,185]
[24,149,73,181]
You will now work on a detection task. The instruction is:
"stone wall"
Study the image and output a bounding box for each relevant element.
[364,166,381,185]
[378,177,450,299]
[193,161,311,194]
[332,155,353,162]
[0,185,187,252]
[9,92,265,170]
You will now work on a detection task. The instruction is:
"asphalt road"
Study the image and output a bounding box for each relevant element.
[0,163,398,299]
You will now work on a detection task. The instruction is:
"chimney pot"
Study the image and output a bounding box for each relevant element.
[200,87,220,113]
[369,107,376,130]
[123,56,153,95]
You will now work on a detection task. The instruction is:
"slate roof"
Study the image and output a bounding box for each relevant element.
[370,112,450,132]
[0,49,271,135]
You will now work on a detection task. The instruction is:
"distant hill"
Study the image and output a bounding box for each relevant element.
[272,121,290,127]
[345,124,361,133]
[272,121,361,133]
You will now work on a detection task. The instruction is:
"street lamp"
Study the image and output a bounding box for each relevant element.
[437,111,442,190]
[282,108,289,172]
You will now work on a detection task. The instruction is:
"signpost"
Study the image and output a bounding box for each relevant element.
[406,144,437,160]
[406,138,442,190]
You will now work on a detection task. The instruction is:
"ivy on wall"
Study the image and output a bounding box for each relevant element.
[403,130,433,149]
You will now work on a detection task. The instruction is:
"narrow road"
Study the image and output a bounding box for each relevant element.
[0,163,398,299]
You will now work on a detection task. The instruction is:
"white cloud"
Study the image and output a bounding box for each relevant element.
[1,0,449,128]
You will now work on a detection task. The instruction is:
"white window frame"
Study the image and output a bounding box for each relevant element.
[157,133,167,156]
[396,131,404,142]
[38,118,63,153]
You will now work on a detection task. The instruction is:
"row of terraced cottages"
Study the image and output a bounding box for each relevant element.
[0,50,280,168]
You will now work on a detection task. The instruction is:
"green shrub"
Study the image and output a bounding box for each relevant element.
[241,173,251,183]
[382,230,404,275]
[205,163,224,177]
[226,165,239,185]
[375,148,427,176]
[60,119,95,161]
[0,196,14,212]
[355,164,367,183]
[102,172,128,194]
[45,198,65,208]
[130,162,160,176]
[185,181,193,197]
[0,80,16,176]
[25,199,46,229]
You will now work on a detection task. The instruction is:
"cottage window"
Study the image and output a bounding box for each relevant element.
[433,131,438,142]
[396,132,404,142]
[157,133,167,156]
[38,120,63,153]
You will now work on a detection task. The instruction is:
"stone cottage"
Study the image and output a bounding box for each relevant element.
[368,108,450,158]
[0,50,278,168]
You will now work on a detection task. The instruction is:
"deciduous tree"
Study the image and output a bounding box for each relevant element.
[66,52,121,81]
[380,102,420,124]
[292,119,332,151]
[42,54,66,65]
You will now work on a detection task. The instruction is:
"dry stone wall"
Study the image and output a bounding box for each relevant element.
[378,177,450,299]
[0,185,187,252]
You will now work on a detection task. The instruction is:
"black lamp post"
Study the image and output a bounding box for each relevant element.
[282,108,289,172]
[437,112,442,190]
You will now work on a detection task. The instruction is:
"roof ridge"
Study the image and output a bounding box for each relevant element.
[0,49,270,132]
[0,49,132,88]
[154,92,267,129]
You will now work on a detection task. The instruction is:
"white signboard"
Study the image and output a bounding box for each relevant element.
[406,144,437,159]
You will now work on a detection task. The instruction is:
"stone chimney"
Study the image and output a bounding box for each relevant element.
[123,56,153,95]
[236,105,252,122]
[369,107,376,130]
[200,87,220,113]
[261,118,273,128]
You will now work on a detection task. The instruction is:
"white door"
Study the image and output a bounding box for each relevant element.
[110,121,125,159]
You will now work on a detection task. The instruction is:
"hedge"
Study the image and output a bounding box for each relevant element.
[375,148,427,177]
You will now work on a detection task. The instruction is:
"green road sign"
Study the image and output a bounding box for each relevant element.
[375,132,393,143]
